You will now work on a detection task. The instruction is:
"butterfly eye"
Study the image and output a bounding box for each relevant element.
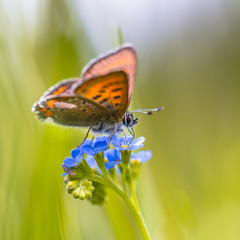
[123,114,133,126]
[126,116,132,125]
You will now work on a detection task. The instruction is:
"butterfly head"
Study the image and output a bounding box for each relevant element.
[122,112,139,128]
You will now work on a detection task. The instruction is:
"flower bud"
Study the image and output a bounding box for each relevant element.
[84,190,93,199]
[66,180,80,193]
[80,180,95,192]
[88,182,108,205]
[79,189,86,200]
[72,187,81,199]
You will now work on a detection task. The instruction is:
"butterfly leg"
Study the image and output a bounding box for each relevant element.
[107,130,117,148]
[127,127,135,146]
[122,128,130,145]
[78,127,91,147]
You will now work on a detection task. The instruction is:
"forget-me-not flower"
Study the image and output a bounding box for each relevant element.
[85,155,101,173]
[130,151,152,164]
[62,148,84,176]
[81,136,109,156]
[105,148,122,169]
[112,134,145,150]
[63,148,84,167]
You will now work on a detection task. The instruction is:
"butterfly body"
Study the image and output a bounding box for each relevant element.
[32,43,163,141]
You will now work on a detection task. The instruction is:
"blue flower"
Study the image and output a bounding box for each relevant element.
[130,151,152,163]
[63,148,84,168]
[85,155,101,173]
[81,136,109,156]
[105,148,121,169]
[112,134,145,150]
[62,148,84,176]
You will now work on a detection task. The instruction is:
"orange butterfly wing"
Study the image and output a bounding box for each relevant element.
[73,71,128,121]
[33,79,112,126]
[81,43,137,107]
[32,44,137,128]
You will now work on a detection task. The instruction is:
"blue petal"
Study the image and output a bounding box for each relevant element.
[85,155,101,173]
[115,149,121,159]
[95,136,109,142]
[128,144,143,150]
[62,172,67,177]
[94,140,108,149]
[63,157,78,167]
[105,149,120,162]
[76,152,84,162]
[105,149,115,161]
[118,136,127,145]
[130,152,137,160]
[109,149,121,161]
[105,160,121,169]
[126,135,134,144]
[82,139,93,147]
[135,151,152,162]
[94,145,108,154]
[81,145,96,156]
[112,134,119,145]
[85,155,96,168]
[132,137,145,146]
[71,148,80,158]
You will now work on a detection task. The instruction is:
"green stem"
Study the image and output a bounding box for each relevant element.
[128,181,140,212]
[121,150,131,194]
[126,168,140,211]
[87,173,151,240]
[88,151,150,239]
[122,166,127,193]
[107,180,151,240]
[108,167,117,184]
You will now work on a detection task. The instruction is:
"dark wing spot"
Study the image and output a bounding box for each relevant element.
[99,90,105,93]
[82,109,87,112]
[102,85,108,89]
[112,88,122,92]
[113,95,121,99]
[92,95,101,100]
[115,103,119,106]
[82,100,86,104]
[99,98,108,104]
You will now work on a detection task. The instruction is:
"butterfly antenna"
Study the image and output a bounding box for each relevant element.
[130,107,164,115]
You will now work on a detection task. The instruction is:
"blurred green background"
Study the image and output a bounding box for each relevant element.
[1,0,240,239]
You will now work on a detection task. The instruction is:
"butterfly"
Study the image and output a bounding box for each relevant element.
[32,43,163,145]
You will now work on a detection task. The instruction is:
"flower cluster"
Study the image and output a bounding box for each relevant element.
[62,134,152,203]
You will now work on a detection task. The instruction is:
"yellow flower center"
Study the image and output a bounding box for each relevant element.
[131,159,140,164]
